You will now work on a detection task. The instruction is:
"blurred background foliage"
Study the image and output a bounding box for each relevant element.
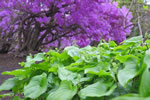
[116,0,150,39]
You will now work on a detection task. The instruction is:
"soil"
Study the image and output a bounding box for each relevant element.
[0,54,25,100]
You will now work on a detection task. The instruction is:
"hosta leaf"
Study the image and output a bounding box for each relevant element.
[118,57,139,87]
[24,53,44,67]
[31,62,50,71]
[48,73,59,87]
[140,67,150,97]
[85,61,111,74]
[145,97,150,100]
[24,73,48,99]
[33,53,45,61]
[113,97,142,100]
[140,49,150,97]
[85,68,112,78]
[58,67,78,85]
[123,36,142,45]
[79,81,116,98]
[47,81,77,100]
[65,46,80,61]
[115,55,138,63]
[0,93,13,98]
[109,41,117,47]
[112,94,150,100]
[0,77,18,91]
[143,49,150,68]
[85,66,100,74]
[2,69,30,78]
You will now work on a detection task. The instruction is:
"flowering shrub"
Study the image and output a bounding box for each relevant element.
[0,0,133,52]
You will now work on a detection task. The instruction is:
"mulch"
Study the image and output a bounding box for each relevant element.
[0,54,25,100]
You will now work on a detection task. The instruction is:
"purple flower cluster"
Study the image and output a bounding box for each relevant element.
[0,0,133,49]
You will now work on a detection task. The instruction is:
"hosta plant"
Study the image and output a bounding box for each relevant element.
[0,36,150,100]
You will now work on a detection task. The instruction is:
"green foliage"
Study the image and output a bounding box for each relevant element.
[0,36,150,100]
[47,81,77,100]
[117,57,139,87]
[79,81,117,98]
[24,73,48,99]
[0,77,19,91]
[140,49,150,97]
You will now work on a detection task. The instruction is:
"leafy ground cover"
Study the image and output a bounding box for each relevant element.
[0,36,150,100]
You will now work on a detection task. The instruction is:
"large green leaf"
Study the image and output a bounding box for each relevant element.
[58,67,78,85]
[2,69,30,79]
[31,62,50,71]
[24,53,45,67]
[0,77,18,91]
[79,81,116,99]
[112,94,150,100]
[47,81,77,100]
[115,55,138,63]
[65,46,81,61]
[24,73,48,99]
[85,61,110,73]
[117,57,139,87]
[48,73,59,87]
[140,49,150,97]
[33,53,45,61]
[122,36,142,46]
[143,49,150,68]
[140,67,150,97]
[58,67,77,81]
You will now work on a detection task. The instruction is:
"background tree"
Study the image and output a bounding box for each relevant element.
[116,0,150,40]
[0,0,133,54]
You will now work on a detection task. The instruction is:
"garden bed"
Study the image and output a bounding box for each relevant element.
[0,54,25,100]
[0,54,25,84]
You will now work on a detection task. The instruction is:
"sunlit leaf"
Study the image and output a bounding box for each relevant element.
[24,73,48,99]
[47,81,77,100]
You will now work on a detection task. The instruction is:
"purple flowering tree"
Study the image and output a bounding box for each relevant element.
[0,0,133,53]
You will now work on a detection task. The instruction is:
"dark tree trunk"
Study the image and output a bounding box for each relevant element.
[0,39,11,53]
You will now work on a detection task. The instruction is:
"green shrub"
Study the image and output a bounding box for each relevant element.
[0,36,150,100]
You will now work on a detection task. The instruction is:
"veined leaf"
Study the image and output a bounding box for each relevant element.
[140,67,150,97]
[122,36,142,46]
[117,57,139,87]
[24,53,45,67]
[47,81,77,100]
[65,46,80,61]
[140,49,150,97]
[112,94,150,100]
[0,77,18,91]
[58,67,78,85]
[115,55,139,63]
[79,81,116,98]
[2,69,30,78]
[33,53,45,61]
[24,73,48,99]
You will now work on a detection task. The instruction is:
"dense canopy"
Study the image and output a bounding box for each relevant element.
[0,0,133,51]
